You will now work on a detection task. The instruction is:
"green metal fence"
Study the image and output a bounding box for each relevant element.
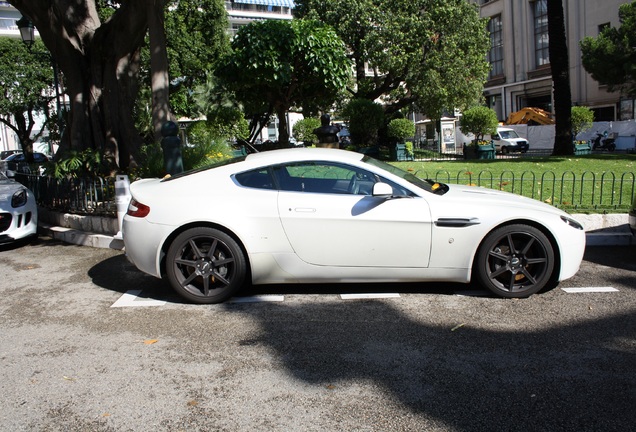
[16,172,117,216]
[413,169,636,212]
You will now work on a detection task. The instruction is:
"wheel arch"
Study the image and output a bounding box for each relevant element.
[158,222,252,280]
[471,219,562,286]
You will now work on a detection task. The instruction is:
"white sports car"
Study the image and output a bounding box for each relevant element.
[123,148,585,304]
[0,171,38,244]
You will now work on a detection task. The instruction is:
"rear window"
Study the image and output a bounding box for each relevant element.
[234,168,275,190]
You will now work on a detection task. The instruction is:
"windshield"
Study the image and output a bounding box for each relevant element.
[362,156,445,193]
[499,130,519,139]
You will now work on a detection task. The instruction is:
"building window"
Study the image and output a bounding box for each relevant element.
[487,15,503,78]
[598,22,611,33]
[533,0,549,67]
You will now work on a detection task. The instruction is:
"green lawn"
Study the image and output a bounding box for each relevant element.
[391,154,636,213]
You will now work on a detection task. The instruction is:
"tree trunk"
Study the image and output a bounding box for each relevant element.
[8,0,168,170]
[548,0,573,156]
[275,105,289,146]
[147,0,173,143]
[11,110,36,162]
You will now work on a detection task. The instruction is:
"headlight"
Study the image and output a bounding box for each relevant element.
[561,215,584,230]
[11,189,27,208]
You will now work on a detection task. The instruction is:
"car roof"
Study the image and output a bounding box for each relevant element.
[243,148,364,166]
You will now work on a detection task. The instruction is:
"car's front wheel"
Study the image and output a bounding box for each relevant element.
[166,227,247,304]
[475,224,555,298]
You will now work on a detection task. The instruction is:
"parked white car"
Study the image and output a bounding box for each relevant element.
[0,171,38,244]
[123,148,585,304]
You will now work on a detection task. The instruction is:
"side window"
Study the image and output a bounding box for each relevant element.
[234,168,274,190]
[274,162,375,195]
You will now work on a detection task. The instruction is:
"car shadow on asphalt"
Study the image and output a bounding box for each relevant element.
[86,253,493,303]
[583,245,636,273]
[220,297,635,431]
[87,253,179,300]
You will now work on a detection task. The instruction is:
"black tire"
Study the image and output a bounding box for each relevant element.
[501,146,509,155]
[166,227,247,304]
[475,224,555,298]
[608,144,616,152]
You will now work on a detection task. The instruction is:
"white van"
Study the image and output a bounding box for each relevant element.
[492,127,529,154]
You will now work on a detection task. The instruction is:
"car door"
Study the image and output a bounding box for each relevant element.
[275,161,432,268]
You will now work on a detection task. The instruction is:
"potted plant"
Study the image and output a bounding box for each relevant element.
[571,106,594,155]
[459,106,498,159]
[387,118,416,161]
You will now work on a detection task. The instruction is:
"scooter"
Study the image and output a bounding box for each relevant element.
[592,131,616,152]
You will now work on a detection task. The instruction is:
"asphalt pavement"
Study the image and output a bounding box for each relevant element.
[0,238,634,431]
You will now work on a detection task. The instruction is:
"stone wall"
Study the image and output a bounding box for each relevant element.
[38,207,119,235]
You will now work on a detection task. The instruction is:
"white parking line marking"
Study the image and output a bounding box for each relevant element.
[111,290,167,308]
[340,293,401,300]
[561,287,619,293]
[229,295,285,303]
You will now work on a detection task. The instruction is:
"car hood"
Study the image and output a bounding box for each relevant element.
[0,180,24,200]
[443,183,567,216]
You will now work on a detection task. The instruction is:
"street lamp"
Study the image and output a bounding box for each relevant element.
[16,16,34,48]
[17,16,63,154]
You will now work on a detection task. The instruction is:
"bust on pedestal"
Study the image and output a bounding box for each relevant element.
[313,114,340,148]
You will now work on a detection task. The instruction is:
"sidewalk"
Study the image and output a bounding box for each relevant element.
[37,213,634,250]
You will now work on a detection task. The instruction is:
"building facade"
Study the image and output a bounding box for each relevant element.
[474,0,633,122]
[225,0,294,37]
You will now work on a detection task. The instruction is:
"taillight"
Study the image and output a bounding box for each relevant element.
[127,198,150,218]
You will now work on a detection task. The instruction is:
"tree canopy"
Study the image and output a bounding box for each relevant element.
[571,106,594,137]
[215,19,351,145]
[342,99,385,147]
[0,38,54,160]
[8,0,229,170]
[459,106,498,144]
[295,0,491,118]
[580,1,636,98]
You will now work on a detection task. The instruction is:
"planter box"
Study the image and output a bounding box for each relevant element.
[464,143,495,159]
[573,141,592,155]
[390,143,414,161]
[476,143,496,159]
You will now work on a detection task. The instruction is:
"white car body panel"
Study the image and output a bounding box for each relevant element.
[0,174,38,244]
[278,191,432,267]
[122,148,585,293]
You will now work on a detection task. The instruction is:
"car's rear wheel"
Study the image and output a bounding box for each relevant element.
[475,224,555,298]
[166,227,246,304]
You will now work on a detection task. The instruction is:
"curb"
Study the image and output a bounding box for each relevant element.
[38,223,125,250]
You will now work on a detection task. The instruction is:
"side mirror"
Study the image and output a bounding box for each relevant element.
[372,182,393,197]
